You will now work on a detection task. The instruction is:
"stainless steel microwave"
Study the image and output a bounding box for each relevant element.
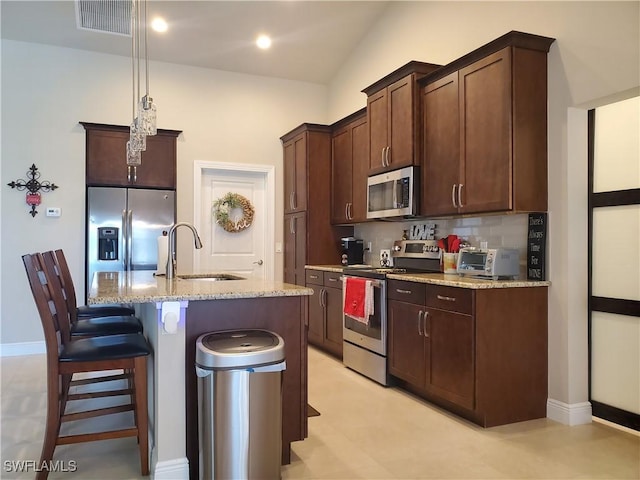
[367,166,417,219]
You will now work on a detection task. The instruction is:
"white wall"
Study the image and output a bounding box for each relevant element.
[325,1,639,420]
[1,40,328,346]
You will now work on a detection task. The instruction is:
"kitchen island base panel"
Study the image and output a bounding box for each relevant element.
[184,296,308,480]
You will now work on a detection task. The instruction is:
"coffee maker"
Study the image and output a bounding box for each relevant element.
[341,237,364,266]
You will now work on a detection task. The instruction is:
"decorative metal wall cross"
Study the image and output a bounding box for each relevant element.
[7,164,59,217]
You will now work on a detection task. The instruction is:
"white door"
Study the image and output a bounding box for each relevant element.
[195,162,275,280]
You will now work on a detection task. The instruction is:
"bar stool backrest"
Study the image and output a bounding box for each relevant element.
[51,249,80,324]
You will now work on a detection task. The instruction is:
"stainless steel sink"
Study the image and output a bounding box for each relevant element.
[177,273,246,281]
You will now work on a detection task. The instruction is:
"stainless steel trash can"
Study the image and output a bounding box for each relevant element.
[195,329,286,480]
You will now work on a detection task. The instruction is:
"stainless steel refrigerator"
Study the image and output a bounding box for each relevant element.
[86,187,175,299]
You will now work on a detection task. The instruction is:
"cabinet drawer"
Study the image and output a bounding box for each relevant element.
[324,271,342,288]
[305,270,324,286]
[387,280,426,304]
[425,285,472,315]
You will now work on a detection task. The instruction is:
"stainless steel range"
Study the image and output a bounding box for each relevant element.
[342,240,441,386]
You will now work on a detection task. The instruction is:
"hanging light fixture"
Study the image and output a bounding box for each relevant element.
[127,0,157,170]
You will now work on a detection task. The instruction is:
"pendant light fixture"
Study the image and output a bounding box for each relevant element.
[127,0,157,170]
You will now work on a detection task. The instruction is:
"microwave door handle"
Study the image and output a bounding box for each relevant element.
[393,179,399,208]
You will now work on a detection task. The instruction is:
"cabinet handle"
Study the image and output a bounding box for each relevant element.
[458,184,464,208]
[451,184,458,208]
[132,166,137,183]
[328,277,338,283]
[417,310,424,336]
[289,192,294,210]
[309,274,319,280]
[437,294,457,302]
[290,217,296,234]
[386,146,391,167]
[292,191,297,210]
[424,311,430,338]
[381,147,386,167]
[348,203,353,220]
[396,288,412,294]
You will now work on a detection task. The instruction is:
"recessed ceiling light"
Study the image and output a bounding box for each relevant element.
[256,34,272,50]
[151,17,168,33]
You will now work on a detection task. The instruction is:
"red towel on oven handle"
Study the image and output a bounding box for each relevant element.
[343,277,366,319]
[343,277,374,324]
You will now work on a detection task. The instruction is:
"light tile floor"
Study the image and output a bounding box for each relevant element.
[1,347,638,479]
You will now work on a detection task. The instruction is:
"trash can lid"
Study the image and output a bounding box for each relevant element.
[195,329,285,370]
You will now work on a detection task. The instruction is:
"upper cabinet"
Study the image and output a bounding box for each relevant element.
[331,109,368,224]
[81,122,181,189]
[362,61,441,175]
[421,32,555,216]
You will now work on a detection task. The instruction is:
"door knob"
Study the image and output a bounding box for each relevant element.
[253,259,264,265]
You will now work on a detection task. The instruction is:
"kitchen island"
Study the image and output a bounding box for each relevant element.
[88,270,312,480]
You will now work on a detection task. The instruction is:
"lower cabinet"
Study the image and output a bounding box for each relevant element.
[306,269,343,358]
[388,279,548,427]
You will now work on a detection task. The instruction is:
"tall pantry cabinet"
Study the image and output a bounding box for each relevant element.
[281,124,352,286]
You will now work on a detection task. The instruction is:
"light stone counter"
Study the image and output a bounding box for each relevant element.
[304,264,345,273]
[87,270,312,304]
[387,272,550,288]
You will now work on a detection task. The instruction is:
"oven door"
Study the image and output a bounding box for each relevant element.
[342,276,387,356]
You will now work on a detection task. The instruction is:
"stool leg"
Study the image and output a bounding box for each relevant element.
[37,369,62,480]
[133,356,149,476]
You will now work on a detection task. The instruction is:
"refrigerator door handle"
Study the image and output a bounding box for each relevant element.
[122,209,128,270]
[127,209,133,269]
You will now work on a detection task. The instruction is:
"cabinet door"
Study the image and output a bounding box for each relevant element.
[307,285,325,347]
[324,284,344,357]
[331,127,353,224]
[284,212,306,285]
[387,75,416,170]
[367,89,388,173]
[459,48,512,214]
[350,117,369,222]
[283,133,307,214]
[422,72,461,216]
[425,308,475,410]
[388,299,426,388]
[86,128,177,188]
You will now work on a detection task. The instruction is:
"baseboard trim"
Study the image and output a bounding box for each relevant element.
[547,398,592,425]
[0,341,45,357]
[152,457,189,480]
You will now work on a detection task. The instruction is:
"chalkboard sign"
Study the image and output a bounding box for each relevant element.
[527,213,547,280]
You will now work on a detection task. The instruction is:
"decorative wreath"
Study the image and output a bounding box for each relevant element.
[212,192,255,233]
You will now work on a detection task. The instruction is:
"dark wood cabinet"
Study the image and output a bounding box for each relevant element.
[331,109,368,224]
[81,122,181,189]
[284,212,307,286]
[388,278,548,427]
[421,32,554,216]
[362,61,440,175]
[305,269,343,358]
[281,124,352,286]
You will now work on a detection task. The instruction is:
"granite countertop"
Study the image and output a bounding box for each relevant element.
[87,270,313,304]
[304,265,346,273]
[305,264,550,289]
[386,272,550,289]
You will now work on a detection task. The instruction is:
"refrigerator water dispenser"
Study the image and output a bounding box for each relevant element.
[98,227,118,260]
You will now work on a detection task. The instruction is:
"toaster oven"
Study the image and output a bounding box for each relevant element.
[456,247,520,279]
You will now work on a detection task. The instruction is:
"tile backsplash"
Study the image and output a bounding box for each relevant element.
[354,213,529,268]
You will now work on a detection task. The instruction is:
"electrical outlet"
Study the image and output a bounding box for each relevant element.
[46,207,61,217]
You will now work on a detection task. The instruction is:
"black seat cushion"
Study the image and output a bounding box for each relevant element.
[71,315,143,337]
[77,305,135,318]
[60,333,151,362]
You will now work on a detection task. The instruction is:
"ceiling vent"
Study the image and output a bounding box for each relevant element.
[75,0,131,36]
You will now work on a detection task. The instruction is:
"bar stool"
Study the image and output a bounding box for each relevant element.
[45,250,142,337]
[23,253,150,479]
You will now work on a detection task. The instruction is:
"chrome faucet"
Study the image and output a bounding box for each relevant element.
[166,222,203,279]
